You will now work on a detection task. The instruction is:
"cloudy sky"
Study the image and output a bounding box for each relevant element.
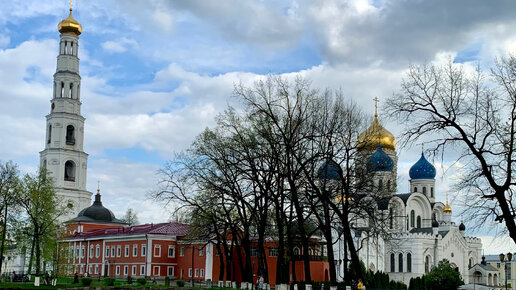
[1,0,516,253]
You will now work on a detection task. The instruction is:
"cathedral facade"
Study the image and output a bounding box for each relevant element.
[333,110,483,285]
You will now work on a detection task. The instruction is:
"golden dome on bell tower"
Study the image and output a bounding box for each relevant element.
[357,97,396,151]
[57,1,82,36]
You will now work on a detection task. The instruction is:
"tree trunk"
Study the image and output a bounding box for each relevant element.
[35,225,41,276]
[323,203,337,285]
[0,202,8,275]
[28,235,35,275]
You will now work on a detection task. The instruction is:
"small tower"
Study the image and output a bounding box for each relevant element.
[366,144,395,195]
[39,4,92,222]
[409,152,436,202]
[441,198,452,231]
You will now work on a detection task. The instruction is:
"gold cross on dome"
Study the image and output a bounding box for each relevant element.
[70,0,73,11]
[373,97,379,117]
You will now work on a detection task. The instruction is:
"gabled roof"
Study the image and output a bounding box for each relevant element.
[65,222,190,240]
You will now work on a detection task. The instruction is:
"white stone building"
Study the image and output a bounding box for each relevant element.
[329,109,483,286]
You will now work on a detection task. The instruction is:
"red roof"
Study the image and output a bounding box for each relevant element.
[67,222,190,240]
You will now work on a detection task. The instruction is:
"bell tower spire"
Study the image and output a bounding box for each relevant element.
[40,5,91,222]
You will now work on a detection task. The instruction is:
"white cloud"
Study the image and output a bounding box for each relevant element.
[101,37,138,53]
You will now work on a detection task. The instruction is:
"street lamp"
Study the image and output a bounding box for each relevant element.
[499,253,513,290]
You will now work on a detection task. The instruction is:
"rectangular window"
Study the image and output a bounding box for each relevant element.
[96,245,100,258]
[154,245,161,257]
[194,268,199,277]
[153,266,160,276]
[269,247,278,257]
[116,266,120,276]
[124,265,129,275]
[141,245,146,256]
[133,245,138,257]
[125,245,129,257]
[90,245,94,257]
[81,246,85,258]
[508,263,512,280]
[117,245,121,257]
[132,265,137,275]
[188,268,192,277]
[168,246,175,257]
[95,264,99,274]
[105,246,109,257]
[250,247,258,257]
[111,247,115,257]
[199,247,204,256]
[168,266,175,276]
[200,269,204,277]
[89,265,92,274]
[180,247,185,256]
[140,265,145,275]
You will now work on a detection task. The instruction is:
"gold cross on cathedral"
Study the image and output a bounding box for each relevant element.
[70,0,73,11]
[373,96,379,117]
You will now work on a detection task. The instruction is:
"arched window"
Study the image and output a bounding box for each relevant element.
[431,187,434,198]
[64,160,76,181]
[417,216,421,228]
[407,253,412,272]
[61,82,64,98]
[423,187,427,195]
[410,210,415,228]
[425,255,430,273]
[378,179,383,190]
[390,253,395,272]
[69,83,73,98]
[48,125,52,144]
[308,248,314,256]
[414,187,418,192]
[42,159,47,169]
[66,125,75,145]
[469,258,473,268]
[389,208,393,229]
[398,253,403,272]
[387,180,391,191]
[293,247,300,256]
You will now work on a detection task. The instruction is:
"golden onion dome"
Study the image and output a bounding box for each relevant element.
[58,8,82,36]
[357,114,396,151]
[443,201,452,213]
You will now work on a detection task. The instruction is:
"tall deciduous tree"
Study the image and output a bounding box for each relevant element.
[386,55,516,244]
[121,208,139,225]
[0,160,20,275]
[17,168,71,276]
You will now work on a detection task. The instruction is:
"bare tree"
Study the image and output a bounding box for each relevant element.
[0,161,20,275]
[386,55,516,244]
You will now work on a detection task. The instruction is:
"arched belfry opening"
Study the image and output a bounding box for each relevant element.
[66,125,75,145]
[64,160,76,181]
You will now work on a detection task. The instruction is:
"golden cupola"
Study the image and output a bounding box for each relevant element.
[443,201,452,213]
[58,7,82,36]
[357,98,396,151]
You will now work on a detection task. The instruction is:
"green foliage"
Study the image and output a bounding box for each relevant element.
[137,277,147,285]
[81,277,92,286]
[102,277,115,286]
[165,276,170,286]
[365,271,390,289]
[177,279,186,287]
[126,275,133,284]
[409,259,463,290]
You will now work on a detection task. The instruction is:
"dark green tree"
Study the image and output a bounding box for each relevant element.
[424,259,464,290]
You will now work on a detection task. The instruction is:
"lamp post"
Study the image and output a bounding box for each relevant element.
[500,253,513,290]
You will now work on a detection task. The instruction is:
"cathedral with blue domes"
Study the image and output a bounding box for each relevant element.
[331,106,482,285]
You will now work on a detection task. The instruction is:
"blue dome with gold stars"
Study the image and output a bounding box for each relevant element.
[409,152,436,179]
[366,144,394,172]
[317,159,342,180]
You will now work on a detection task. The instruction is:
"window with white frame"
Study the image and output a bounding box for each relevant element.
[90,245,94,257]
[168,266,175,276]
[81,246,85,258]
[80,265,83,274]
[105,246,109,257]
[111,246,115,257]
[95,264,99,274]
[141,244,146,256]
[116,266,120,275]
[124,265,128,275]
[194,268,199,277]
[168,246,175,257]
[153,266,160,276]
[117,245,121,257]
[132,265,137,275]
[269,247,278,257]
[89,265,92,274]
[188,268,192,277]
[96,245,100,258]
[200,269,204,277]
[154,245,161,257]
[125,245,129,257]
[133,245,138,257]
[199,247,203,256]
[140,265,145,275]
[251,247,258,257]
[180,247,185,256]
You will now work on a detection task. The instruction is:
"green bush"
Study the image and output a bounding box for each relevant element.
[103,277,115,286]
[81,277,93,286]
[127,275,133,284]
[177,279,185,287]
[165,276,170,286]
[137,277,147,285]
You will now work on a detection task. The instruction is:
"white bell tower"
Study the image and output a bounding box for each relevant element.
[39,5,92,222]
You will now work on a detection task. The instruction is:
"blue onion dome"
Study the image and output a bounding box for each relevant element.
[409,152,436,179]
[366,144,394,172]
[317,159,342,180]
